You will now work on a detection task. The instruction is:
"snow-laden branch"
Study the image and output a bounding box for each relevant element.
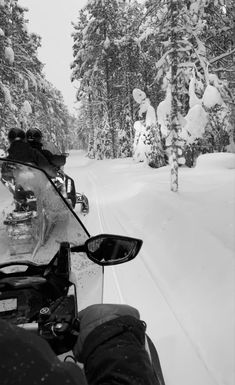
[209,48,235,64]
[155,49,173,69]
[213,67,235,72]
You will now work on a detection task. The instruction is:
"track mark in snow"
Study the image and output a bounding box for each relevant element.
[86,170,125,304]
[86,170,105,233]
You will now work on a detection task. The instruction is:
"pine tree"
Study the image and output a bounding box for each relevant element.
[71,0,145,159]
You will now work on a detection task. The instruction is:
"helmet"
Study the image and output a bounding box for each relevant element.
[26,128,42,143]
[8,129,25,143]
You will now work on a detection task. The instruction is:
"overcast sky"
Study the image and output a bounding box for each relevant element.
[20,0,87,113]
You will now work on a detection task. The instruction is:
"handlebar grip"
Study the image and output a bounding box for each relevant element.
[18,323,38,332]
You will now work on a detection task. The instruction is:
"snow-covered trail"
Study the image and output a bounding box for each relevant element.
[65,150,235,385]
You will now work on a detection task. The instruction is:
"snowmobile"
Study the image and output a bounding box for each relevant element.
[0,158,165,385]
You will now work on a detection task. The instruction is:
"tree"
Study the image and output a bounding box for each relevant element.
[71,0,145,159]
[70,0,234,173]
[0,0,72,151]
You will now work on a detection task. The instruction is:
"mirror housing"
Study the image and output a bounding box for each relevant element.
[71,234,142,266]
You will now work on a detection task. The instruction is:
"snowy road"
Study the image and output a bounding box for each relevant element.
[65,150,235,385]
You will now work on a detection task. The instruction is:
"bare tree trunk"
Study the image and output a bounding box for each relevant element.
[170,0,180,192]
[88,92,95,158]
[105,60,115,158]
[126,71,134,155]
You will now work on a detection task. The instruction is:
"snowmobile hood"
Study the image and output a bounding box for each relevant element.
[0,158,90,266]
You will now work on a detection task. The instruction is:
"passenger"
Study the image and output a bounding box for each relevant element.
[26,129,66,169]
[26,129,70,200]
[6,128,56,178]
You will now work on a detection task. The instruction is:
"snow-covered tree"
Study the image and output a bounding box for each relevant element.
[147,0,234,184]
[71,0,145,159]
[132,88,165,167]
[71,1,120,158]
[180,71,232,166]
[70,0,234,170]
[0,0,71,152]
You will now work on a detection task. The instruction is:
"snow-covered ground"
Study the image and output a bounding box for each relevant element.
[65,150,235,385]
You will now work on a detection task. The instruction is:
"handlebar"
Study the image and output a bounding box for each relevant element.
[18,317,80,356]
[18,320,76,335]
[18,323,38,332]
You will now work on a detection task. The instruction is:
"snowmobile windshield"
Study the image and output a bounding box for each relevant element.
[0,159,89,265]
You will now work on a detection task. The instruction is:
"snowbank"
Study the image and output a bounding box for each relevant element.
[195,153,235,170]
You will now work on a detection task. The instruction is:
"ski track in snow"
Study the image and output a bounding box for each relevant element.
[65,150,235,385]
[86,168,125,304]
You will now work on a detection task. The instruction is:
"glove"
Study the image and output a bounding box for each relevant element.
[73,304,159,385]
[73,304,140,359]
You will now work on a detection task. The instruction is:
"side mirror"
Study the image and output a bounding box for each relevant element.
[71,234,142,266]
[85,234,142,266]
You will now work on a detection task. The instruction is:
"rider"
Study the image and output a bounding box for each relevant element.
[0,303,163,385]
[6,128,56,178]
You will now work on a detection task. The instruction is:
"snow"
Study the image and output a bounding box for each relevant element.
[138,97,150,115]
[22,100,32,115]
[103,36,110,49]
[4,46,15,64]
[157,86,171,137]
[0,82,13,107]
[65,150,235,385]
[157,72,229,145]
[133,120,149,163]
[188,76,202,108]
[146,104,157,126]
[132,89,161,165]
[138,26,154,42]
[195,153,235,170]
[132,88,146,104]
[202,84,224,109]
[181,104,208,143]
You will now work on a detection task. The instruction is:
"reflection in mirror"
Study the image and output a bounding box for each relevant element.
[86,235,142,265]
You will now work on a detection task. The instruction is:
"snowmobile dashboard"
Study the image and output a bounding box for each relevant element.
[0,250,78,355]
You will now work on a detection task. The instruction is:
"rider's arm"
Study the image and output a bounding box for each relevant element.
[74,304,158,385]
[32,148,57,178]
[42,149,66,168]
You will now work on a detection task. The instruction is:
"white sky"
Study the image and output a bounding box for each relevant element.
[20,0,88,113]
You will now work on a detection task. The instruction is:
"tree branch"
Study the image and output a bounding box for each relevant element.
[209,48,235,64]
